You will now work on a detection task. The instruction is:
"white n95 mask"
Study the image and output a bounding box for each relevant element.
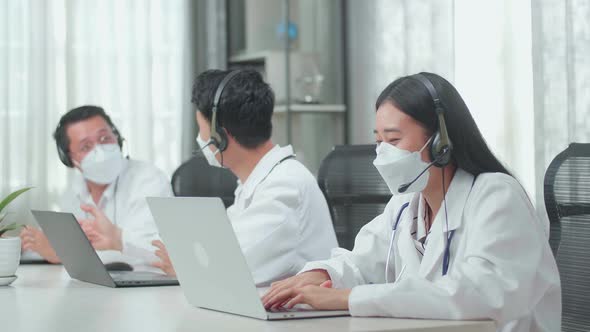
[78,143,124,185]
[196,134,222,168]
[373,137,432,195]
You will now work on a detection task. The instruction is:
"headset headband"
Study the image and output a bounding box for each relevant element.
[413,73,453,166]
[211,70,241,133]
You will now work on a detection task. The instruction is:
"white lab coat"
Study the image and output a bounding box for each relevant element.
[301,168,561,332]
[227,145,338,286]
[60,159,173,268]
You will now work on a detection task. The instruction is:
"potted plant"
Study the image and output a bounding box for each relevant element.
[0,187,33,286]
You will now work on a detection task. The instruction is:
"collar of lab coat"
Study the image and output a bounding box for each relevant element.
[398,168,475,278]
[72,158,129,208]
[428,168,474,233]
[237,145,295,199]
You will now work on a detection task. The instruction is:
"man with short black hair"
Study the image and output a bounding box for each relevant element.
[21,105,172,267]
[152,70,337,285]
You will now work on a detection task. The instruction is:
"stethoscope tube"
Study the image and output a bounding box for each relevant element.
[385,202,409,283]
[384,201,455,283]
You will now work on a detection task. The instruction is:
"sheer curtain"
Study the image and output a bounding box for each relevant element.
[0,0,192,212]
[346,0,455,144]
[454,0,536,202]
[532,0,590,208]
[346,0,537,204]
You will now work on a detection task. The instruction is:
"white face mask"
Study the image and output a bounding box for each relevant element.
[196,134,222,168]
[373,137,432,195]
[77,144,124,185]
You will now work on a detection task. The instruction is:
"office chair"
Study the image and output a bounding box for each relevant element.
[171,153,238,208]
[317,145,391,250]
[544,142,590,331]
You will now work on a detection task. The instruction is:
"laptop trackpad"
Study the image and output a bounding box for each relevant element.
[105,262,134,271]
[109,271,175,281]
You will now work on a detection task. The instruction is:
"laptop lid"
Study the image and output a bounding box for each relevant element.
[147,197,269,320]
[147,197,348,319]
[30,210,116,287]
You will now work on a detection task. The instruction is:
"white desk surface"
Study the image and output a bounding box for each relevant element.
[1,265,496,332]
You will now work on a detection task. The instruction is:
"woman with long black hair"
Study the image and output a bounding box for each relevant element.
[262,73,561,332]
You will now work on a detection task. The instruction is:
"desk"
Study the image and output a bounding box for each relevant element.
[1,266,496,332]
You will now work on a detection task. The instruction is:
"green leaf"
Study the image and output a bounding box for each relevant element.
[0,187,33,216]
[0,222,17,231]
[0,222,22,237]
[0,213,14,226]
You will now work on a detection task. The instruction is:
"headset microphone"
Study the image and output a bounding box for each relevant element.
[397,147,449,193]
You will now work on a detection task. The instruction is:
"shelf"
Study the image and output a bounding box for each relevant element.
[273,104,346,113]
[229,51,280,64]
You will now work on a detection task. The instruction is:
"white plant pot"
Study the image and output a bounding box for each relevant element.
[0,237,21,277]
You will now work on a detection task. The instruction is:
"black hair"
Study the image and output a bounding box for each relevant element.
[376,72,512,177]
[191,69,274,149]
[53,105,122,166]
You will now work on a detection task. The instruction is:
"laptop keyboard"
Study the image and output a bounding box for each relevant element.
[109,272,174,281]
[267,305,315,313]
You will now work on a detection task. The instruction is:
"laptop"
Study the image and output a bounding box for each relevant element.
[30,210,179,288]
[19,250,49,264]
[146,196,349,320]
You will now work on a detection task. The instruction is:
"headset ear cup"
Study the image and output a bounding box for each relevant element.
[57,144,73,167]
[430,130,452,168]
[429,131,442,165]
[217,126,228,152]
[208,126,227,152]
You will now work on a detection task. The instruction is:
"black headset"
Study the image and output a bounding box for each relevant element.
[412,73,453,168]
[55,106,124,168]
[209,70,242,153]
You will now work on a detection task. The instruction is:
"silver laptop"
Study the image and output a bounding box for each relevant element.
[146,196,349,320]
[31,210,179,288]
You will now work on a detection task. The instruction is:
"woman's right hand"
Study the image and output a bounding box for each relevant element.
[261,269,331,309]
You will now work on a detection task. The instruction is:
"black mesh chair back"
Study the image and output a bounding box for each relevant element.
[318,145,391,250]
[544,142,590,331]
[171,154,238,208]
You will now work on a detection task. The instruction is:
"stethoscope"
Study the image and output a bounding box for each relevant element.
[384,176,477,283]
[384,202,455,283]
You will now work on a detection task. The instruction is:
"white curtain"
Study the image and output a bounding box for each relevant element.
[532,0,590,207]
[346,0,538,204]
[346,0,455,144]
[0,0,192,211]
[454,0,536,203]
